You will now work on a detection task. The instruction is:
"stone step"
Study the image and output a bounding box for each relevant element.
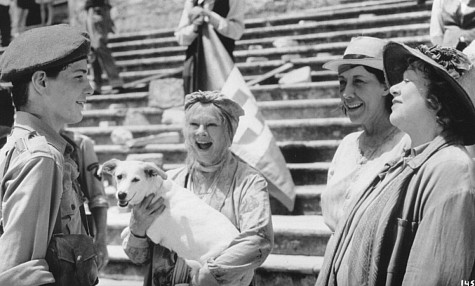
[242,10,429,41]
[114,32,430,74]
[103,245,323,286]
[75,98,343,128]
[111,23,429,61]
[244,0,430,29]
[115,35,430,83]
[107,0,427,44]
[245,69,337,86]
[105,184,325,216]
[254,254,323,286]
[237,23,429,52]
[67,117,358,145]
[75,107,163,128]
[286,162,330,186]
[94,139,341,165]
[102,160,330,187]
[154,162,330,186]
[106,207,331,256]
[85,82,342,111]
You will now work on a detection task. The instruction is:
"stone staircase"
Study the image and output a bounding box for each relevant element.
[64,0,433,285]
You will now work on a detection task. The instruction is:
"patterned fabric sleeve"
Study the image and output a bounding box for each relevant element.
[207,173,274,284]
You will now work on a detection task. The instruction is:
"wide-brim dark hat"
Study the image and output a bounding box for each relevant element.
[323,36,388,72]
[383,41,475,145]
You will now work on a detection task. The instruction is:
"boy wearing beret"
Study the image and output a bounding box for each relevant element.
[0,24,95,285]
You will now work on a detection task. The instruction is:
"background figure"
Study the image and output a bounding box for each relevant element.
[60,130,110,270]
[430,0,475,50]
[175,0,245,94]
[14,0,32,34]
[0,86,14,149]
[85,0,124,95]
[320,36,409,231]
[35,0,53,26]
[0,0,11,47]
[122,91,273,286]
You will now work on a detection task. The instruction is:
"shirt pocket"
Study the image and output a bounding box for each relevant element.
[386,218,419,284]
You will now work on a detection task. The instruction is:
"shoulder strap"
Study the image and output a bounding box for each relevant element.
[53,205,62,235]
[59,133,93,236]
[51,186,92,237]
[61,133,91,199]
[0,147,15,236]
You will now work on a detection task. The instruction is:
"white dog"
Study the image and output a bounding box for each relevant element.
[101,159,239,273]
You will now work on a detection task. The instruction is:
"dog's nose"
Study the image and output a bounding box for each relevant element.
[117,192,127,200]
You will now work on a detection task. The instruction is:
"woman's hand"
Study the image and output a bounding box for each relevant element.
[189,6,206,22]
[191,264,219,286]
[129,194,165,237]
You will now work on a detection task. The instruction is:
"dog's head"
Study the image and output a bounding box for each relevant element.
[101,159,167,207]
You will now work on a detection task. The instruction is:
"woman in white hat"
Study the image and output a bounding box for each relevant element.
[321,36,409,231]
[317,43,475,285]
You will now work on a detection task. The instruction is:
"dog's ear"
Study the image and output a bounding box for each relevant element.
[101,159,119,176]
[143,162,168,180]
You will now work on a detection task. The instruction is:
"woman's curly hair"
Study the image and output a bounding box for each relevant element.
[407,45,473,142]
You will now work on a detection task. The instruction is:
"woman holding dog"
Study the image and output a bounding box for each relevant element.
[122,90,274,286]
[316,43,475,285]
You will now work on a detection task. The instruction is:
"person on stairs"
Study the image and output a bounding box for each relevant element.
[317,42,475,286]
[0,86,14,149]
[85,0,125,95]
[122,90,274,286]
[430,0,475,52]
[320,36,409,232]
[0,24,96,285]
[175,0,245,94]
[0,0,12,47]
[36,0,54,26]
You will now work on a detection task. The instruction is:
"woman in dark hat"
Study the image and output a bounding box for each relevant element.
[316,43,475,286]
[321,36,409,232]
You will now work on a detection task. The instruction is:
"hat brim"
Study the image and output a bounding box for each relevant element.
[323,59,383,72]
[383,41,475,145]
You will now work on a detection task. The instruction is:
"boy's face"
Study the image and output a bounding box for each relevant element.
[43,59,92,129]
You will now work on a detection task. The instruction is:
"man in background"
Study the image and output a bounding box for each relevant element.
[85,0,125,95]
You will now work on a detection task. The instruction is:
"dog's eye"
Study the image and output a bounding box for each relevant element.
[117,174,123,180]
[132,178,140,183]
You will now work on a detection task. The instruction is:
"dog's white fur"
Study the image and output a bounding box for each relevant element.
[102,159,239,273]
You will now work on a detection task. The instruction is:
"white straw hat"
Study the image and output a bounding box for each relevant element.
[323,36,388,72]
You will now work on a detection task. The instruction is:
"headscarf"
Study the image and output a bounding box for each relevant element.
[184,90,244,140]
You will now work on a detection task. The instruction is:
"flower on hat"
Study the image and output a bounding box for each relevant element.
[417,45,472,79]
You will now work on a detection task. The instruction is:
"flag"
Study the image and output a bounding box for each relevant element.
[196,23,296,211]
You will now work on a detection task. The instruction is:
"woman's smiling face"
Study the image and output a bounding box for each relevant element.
[184,103,229,166]
[338,65,389,128]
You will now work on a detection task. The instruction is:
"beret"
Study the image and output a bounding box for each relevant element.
[0,24,91,82]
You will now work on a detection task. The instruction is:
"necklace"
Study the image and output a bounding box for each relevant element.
[357,127,400,164]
